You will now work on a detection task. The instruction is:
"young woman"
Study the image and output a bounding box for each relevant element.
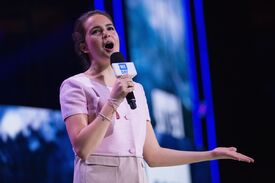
[59,10,254,183]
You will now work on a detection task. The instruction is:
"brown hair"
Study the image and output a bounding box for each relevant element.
[72,10,113,68]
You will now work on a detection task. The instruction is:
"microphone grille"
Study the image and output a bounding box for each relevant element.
[110,52,126,63]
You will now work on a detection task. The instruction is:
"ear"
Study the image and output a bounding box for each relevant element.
[79,43,89,53]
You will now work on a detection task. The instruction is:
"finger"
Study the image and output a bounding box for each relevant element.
[119,74,130,79]
[241,155,254,163]
[229,147,237,151]
[127,86,135,93]
[127,80,135,87]
[249,157,255,163]
[234,153,254,163]
[119,77,134,86]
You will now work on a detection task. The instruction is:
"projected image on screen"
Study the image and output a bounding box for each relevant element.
[0,105,73,183]
[124,0,195,182]
[124,0,193,128]
[125,0,193,144]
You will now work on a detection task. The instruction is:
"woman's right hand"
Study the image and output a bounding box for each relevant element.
[109,74,135,103]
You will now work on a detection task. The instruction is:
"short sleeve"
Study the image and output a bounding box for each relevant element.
[59,79,88,121]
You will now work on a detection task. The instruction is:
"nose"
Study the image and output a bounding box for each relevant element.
[102,29,110,39]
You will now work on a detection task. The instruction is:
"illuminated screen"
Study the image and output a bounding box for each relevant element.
[124,0,211,182]
[124,0,193,148]
[0,105,74,183]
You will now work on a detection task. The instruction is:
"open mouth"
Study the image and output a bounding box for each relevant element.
[104,42,114,49]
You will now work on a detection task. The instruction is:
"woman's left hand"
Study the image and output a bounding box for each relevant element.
[212,147,254,163]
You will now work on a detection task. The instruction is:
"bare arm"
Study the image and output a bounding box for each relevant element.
[143,122,254,167]
[65,75,135,160]
[65,101,115,160]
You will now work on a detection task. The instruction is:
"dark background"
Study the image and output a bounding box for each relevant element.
[0,0,274,183]
[204,0,275,182]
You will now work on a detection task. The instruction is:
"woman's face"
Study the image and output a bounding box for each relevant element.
[82,14,119,64]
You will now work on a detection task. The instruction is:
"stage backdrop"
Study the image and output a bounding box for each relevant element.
[124,0,211,182]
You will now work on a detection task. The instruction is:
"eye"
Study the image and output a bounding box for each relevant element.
[107,26,115,31]
[90,28,102,35]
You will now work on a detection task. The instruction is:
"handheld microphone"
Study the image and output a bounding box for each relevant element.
[110,52,137,109]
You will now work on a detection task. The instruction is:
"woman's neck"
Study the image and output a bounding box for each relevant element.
[85,64,116,87]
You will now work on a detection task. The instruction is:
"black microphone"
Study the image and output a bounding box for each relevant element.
[110,52,137,109]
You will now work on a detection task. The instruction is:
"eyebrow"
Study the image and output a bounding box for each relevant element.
[106,23,114,27]
[91,23,114,30]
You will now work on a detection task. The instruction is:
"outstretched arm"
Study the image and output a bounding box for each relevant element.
[143,122,254,167]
